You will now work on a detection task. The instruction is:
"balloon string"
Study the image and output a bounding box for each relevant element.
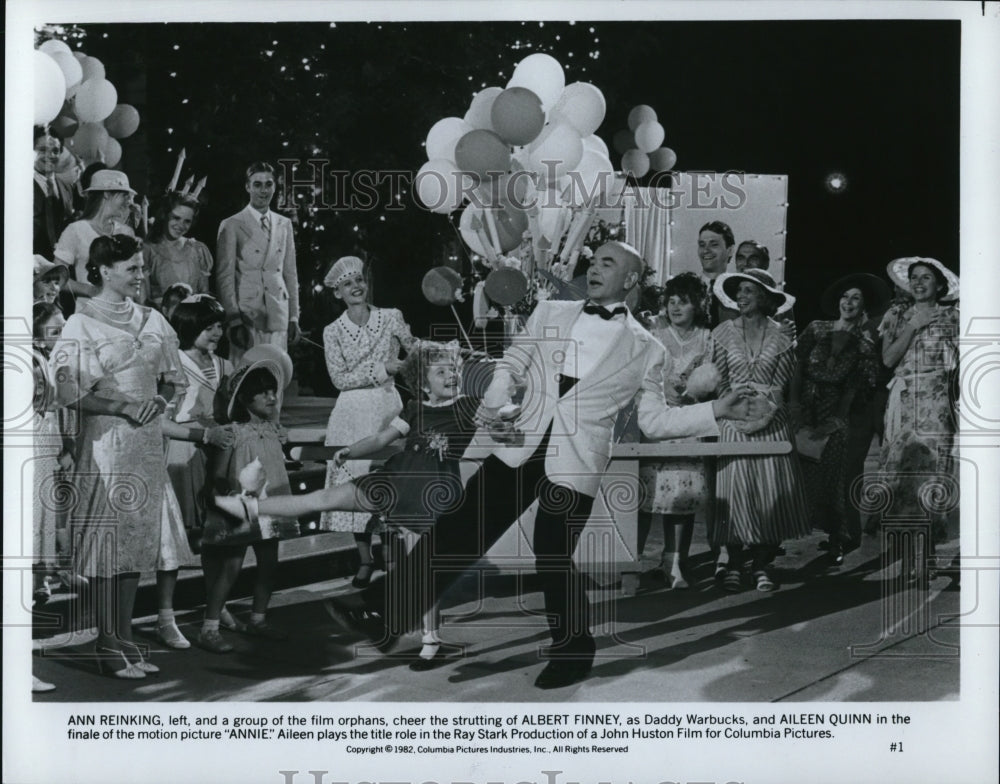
[450,304,475,352]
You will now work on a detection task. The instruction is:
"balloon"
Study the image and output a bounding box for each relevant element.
[105,104,140,138]
[565,149,615,207]
[494,203,528,252]
[34,51,66,125]
[68,122,110,162]
[454,129,511,182]
[39,39,72,57]
[415,158,472,215]
[51,114,79,138]
[74,78,118,123]
[80,56,106,82]
[101,136,122,167]
[72,51,88,63]
[550,82,606,137]
[526,123,584,182]
[627,104,657,131]
[421,266,464,306]
[425,116,472,162]
[634,120,665,154]
[507,53,565,111]
[490,87,545,146]
[583,133,610,159]
[621,149,651,178]
[648,147,678,172]
[463,86,502,130]
[612,128,635,155]
[459,204,490,257]
[50,51,83,89]
[484,268,529,306]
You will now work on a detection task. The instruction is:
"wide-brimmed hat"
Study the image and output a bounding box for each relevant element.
[886,257,959,302]
[225,346,292,421]
[83,169,137,196]
[323,255,365,289]
[33,255,69,284]
[820,273,892,317]
[715,269,795,315]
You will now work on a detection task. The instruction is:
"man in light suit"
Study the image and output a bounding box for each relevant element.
[336,241,748,689]
[215,161,299,364]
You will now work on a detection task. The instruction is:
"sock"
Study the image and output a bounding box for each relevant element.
[202,619,220,633]
[158,610,176,626]
[250,612,266,626]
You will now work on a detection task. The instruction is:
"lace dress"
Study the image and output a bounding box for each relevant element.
[51,301,195,577]
[319,307,418,532]
[142,237,214,305]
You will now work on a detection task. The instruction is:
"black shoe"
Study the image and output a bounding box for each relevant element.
[534,657,593,689]
[351,563,374,589]
[323,597,398,654]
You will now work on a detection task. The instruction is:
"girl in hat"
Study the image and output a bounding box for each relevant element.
[877,258,959,569]
[710,269,811,592]
[197,353,298,653]
[319,255,419,588]
[214,341,512,669]
[53,169,139,305]
[33,255,69,305]
[789,274,888,563]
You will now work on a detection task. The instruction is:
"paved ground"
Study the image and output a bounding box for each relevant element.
[31,525,960,703]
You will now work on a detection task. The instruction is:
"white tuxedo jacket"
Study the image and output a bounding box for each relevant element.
[215,207,299,332]
[468,299,719,497]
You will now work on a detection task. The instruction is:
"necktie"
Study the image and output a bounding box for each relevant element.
[582,303,627,320]
[260,214,270,239]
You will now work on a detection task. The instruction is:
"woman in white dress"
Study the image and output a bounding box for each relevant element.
[53,169,138,305]
[51,235,194,679]
[319,256,418,587]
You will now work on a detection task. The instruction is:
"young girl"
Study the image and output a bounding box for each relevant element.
[214,342,508,669]
[638,273,716,589]
[197,353,299,653]
[156,295,238,648]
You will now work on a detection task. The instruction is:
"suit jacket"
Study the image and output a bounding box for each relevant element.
[215,207,299,332]
[33,179,74,259]
[468,299,720,497]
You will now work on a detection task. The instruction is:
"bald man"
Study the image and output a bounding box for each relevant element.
[339,242,747,689]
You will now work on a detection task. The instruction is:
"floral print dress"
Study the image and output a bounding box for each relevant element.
[877,303,959,522]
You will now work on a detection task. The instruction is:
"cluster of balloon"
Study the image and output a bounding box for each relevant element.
[611,104,676,179]
[34,38,141,168]
[420,266,476,350]
[417,52,621,315]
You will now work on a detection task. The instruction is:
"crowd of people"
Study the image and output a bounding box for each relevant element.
[30,126,960,693]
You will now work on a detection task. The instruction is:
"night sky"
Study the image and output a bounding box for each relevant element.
[58,19,959,369]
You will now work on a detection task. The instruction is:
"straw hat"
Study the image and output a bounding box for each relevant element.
[820,273,891,317]
[225,346,293,421]
[33,255,69,283]
[886,257,959,302]
[714,269,795,315]
[83,169,137,196]
[323,255,365,289]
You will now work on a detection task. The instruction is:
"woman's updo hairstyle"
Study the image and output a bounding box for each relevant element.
[86,234,142,287]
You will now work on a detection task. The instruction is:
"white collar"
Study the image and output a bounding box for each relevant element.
[243,204,272,222]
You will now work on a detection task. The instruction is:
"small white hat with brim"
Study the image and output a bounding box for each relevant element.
[715,269,795,315]
[84,169,137,196]
[886,257,959,302]
[226,345,293,421]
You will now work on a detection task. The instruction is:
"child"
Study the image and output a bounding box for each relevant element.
[155,295,238,648]
[638,273,717,588]
[197,352,299,653]
[214,342,512,669]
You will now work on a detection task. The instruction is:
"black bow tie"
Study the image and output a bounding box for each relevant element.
[582,303,628,320]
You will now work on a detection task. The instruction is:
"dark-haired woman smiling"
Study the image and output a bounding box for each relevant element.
[51,235,190,679]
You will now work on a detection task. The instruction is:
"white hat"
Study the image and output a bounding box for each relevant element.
[715,269,795,315]
[84,169,137,196]
[323,255,365,289]
[886,257,959,302]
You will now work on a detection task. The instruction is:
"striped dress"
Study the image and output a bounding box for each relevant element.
[710,318,810,547]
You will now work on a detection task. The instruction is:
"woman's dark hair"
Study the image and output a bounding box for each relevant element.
[161,282,194,312]
[663,272,710,328]
[170,296,225,350]
[148,192,202,243]
[86,234,142,286]
[908,261,950,301]
[229,366,279,422]
[32,301,63,345]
